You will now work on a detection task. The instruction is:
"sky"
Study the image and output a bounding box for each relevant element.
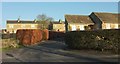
[1,2,119,29]
[1,0,120,2]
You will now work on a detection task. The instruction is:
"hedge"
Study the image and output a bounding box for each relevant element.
[49,31,65,40]
[65,29,120,53]
[16,29,50,46]
[16,29,43,45]
[42,29,49,40]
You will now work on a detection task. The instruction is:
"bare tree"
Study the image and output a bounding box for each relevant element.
[36,14,53,29]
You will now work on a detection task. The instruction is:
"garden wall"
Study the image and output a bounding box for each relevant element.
[65,29,120,53]
[2,33,16,39]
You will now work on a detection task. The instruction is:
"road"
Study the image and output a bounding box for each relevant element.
[2,40,119,62]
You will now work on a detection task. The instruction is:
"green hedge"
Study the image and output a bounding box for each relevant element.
[65,29,120,53]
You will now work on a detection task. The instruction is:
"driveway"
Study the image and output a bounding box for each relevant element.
[2,40,119,62]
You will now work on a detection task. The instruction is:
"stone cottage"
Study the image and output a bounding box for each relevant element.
[89,12,119,29]
[49,20,65,32]
[6,19,41,33]
[65,15,94,32]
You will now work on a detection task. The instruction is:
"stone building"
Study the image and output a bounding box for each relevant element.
[89,12,119,29]
[6,19,41,33]
[65,15,94,32]
[49,20,65,32]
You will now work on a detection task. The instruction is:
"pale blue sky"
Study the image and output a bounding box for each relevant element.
[1,0,119,2]
[1,2,118,28]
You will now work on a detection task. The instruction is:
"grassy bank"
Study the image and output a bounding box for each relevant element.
[1,38,23,51]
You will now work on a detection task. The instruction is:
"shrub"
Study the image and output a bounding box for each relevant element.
[16,29,24,40]
[42,29,49,40]
[16,29,43,46]
[2,38,20,48]
[65,29,120,53]
[49,31,65,40]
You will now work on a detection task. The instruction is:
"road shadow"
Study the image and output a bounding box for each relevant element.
[3,40,118,62]
[38,40,66,50]
[26,41,109,62]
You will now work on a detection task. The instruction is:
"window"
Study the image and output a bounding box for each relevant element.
[119,25,120,28]
[114,24,118,29]
[21,25,25,28]
[14,30,16,33]
[80,25,84,30]
[9,25,14,28]
[31,25,35,28]
[72,25,76,31]
[106,24,110,29]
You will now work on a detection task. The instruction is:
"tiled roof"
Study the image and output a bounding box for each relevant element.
[51,21,65,24]
[93,12,119,23]
[7,20,38,24]
[65,15,93,24]
[113,14,120,23]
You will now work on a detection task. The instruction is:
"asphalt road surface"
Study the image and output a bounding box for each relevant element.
[2,40,119,62]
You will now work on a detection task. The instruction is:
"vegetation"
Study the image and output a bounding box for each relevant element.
[1,33,23,51]
[2,38,19,47]
[36,14,53,29]
[65,29,120,53]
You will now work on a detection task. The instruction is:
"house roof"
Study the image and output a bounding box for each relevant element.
[51,21,65,24]
[93,12,119,23]
[7,20,38,24]
[113,14,120,23]
[65,15,93,24]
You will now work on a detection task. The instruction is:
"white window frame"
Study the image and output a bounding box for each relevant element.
[21,24,25,28]
[9,25,14,28]
[72,25,76,31]
[31,25,35,28]
[114,24,118,29]
[106,24,110,29]
[80,25,84,30]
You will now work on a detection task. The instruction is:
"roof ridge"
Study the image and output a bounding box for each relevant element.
[7,20,34,21]
[65,14,88,16]
[65,14,93,23]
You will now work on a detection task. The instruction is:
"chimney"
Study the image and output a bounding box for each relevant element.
[34,19,37,22]
[18,16,20,22]
[59,19,62,23]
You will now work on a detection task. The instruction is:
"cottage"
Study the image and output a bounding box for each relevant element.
[49,20,65,32]
[65,15,94,32]
[89,12,119,29]
[6,19,41,33]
